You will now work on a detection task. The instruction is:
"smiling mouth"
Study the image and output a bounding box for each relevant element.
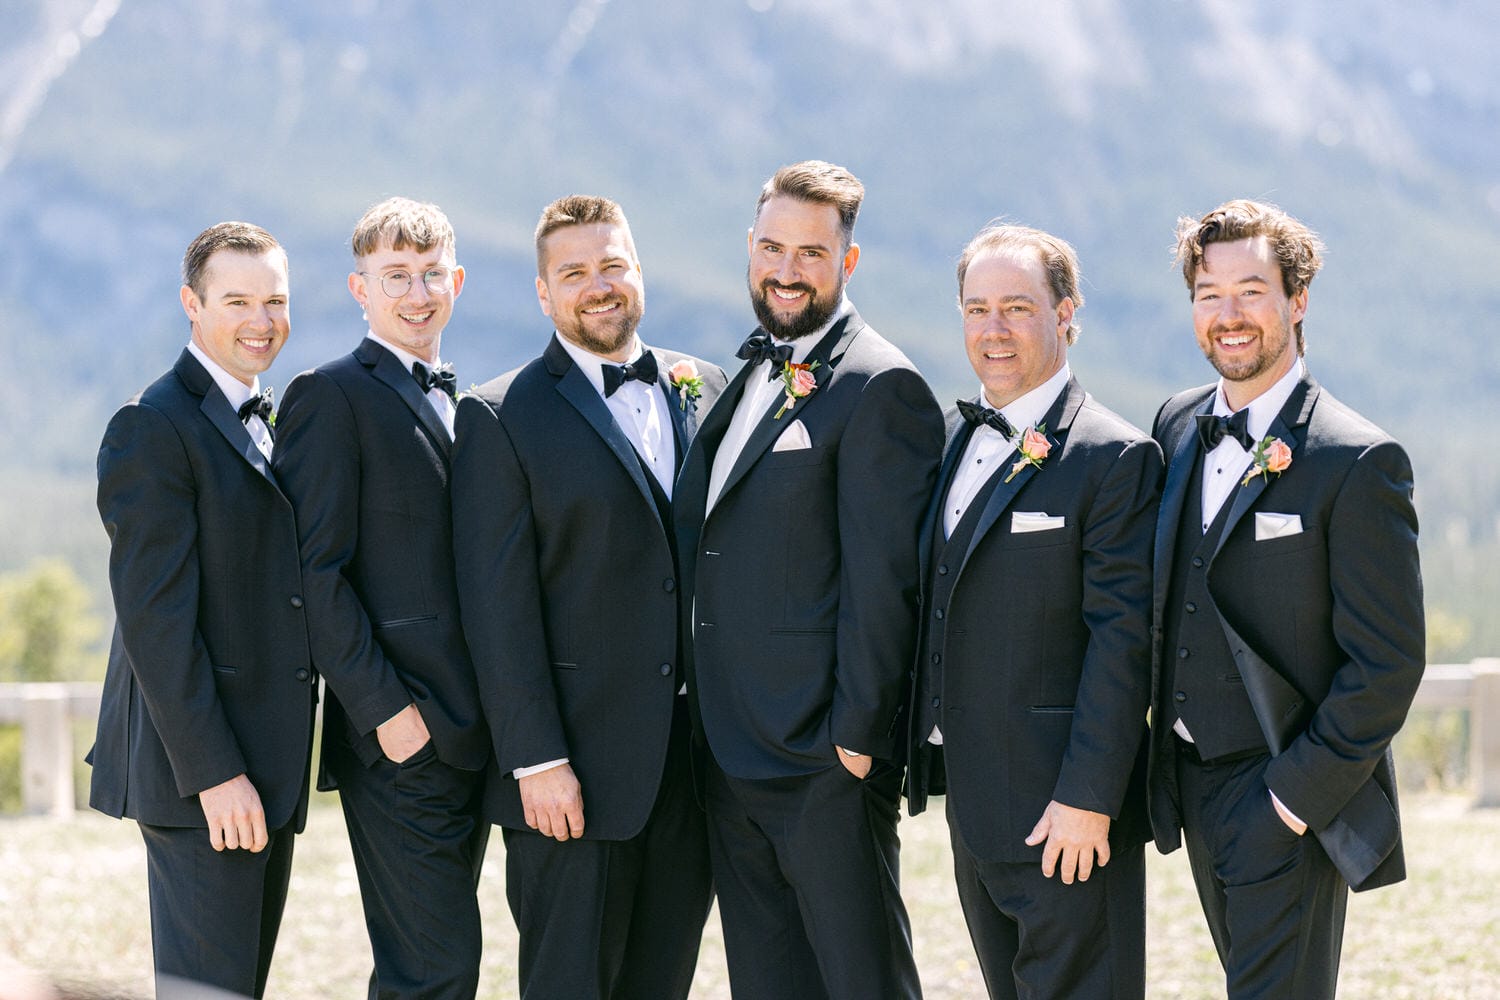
[763,281,812,305]
[240,337,272,350]
[399,310,436,325]
[581,300,622,316]
[982,350,1017,360]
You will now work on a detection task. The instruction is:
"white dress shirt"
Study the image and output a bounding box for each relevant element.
[186,341,273,460]
[705,295,851,514]
[364,331,456,440]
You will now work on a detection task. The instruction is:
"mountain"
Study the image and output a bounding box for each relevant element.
[2,0,1496,658]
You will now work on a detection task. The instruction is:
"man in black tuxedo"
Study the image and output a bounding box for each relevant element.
[675,161,944,1000]
[906,225,1160,999]
[90,222,315,999]
[451,195,725,1000]
[273,198,489,998]
[1149,199,1425,998]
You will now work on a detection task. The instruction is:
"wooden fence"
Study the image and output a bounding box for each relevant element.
[4,659,1500,817]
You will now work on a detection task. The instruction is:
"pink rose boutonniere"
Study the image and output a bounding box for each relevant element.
[667,359,704,410]
[1005,424,1051,482]
[774,360,820,419]
[1242,435,1293,487]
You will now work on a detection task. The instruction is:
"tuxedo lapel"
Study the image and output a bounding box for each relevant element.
[545,337,662,526]
[919,409,973,582]
[1153,390,1215,616]
[1210,377,1319,562]
[955,377,1081,583]
[175,350,278,488]
[358,338,453,461]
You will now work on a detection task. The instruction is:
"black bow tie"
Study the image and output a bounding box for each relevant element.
[238,387,274,425]
[1195,410,1255,452]
[412,360,457,399]
[602,352,659,397]
[956,399,1016,439]
[736,331,795,379]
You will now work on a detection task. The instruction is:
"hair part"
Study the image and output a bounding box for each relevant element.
[533,195,634,272]
[1174,198,1323,352]
[350,196,456,260]
[755,160,864,249]
[181,221,284,299]
[956,223,1084,345]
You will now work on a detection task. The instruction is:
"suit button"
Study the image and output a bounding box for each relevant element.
[1178,647,1190,660]
[663,579,676,593]
[295,668,310,682]
[937,565,948,575]
[1185,601,1198,614]
[934,609,944,620]
[931,697,940,709]
[659,663,672,676]
[289,595,304,609]
[1191,557,1205,568]
[931,653,941,665]
[1174,691,1187,703]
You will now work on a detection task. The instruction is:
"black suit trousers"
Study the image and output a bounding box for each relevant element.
[139,822,295,999]
[947,797,1145,1000]
[503,699,712,1000]
[704,756,920,1000]
[1175,746,1349,999]
[327,736,489,1000]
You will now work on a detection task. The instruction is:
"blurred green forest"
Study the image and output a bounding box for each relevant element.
[1,0,1497,664]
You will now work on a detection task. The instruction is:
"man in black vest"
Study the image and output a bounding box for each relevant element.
[1148,199,1425,998]
[907,224,1160,998]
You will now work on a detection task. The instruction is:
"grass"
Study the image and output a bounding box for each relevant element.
[1,793,1497,998]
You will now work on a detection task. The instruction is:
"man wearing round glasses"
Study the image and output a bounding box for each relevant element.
[274,197,490,999]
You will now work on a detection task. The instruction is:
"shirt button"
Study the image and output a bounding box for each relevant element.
[659,664,672,677]
[289,595,304,609]
[1178,647,1190,660]
[1174,691,1187,703]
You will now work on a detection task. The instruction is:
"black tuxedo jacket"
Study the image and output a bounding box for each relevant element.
[907,378,1161,863]
[273,337,488,780]
[1148,374,1424,891]
[90,350,316,832]
[675,310,944,778]
[451,336,727,840]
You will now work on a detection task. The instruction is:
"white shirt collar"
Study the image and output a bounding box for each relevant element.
[977,362,1071,436]
[554,332,647,397]
[186,340,260,411]
[364,329,443,378]
[1213,358,1304,440]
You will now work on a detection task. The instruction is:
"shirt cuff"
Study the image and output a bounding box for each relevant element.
[512,757,569,779]
[1268,789,1306,830]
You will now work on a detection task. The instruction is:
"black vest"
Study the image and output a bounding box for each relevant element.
[1160,451,1268,760]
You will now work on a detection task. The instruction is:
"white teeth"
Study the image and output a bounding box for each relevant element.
[1219,334,1252,346]
[582,303,618,314]
[241,338,270,347]
[984,351,1015,360]
[772,288,804,300]
[399,312,434,323]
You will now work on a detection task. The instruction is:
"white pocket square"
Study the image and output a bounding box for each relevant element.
[1011,511,1065,534]
[1254,512,1303,541]
[772,419,812,452]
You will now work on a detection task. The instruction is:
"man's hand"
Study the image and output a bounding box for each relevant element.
[835,747,872,780]
[375,703,431,764]
[519,764,585,841]
[199,774,268,853]
[1025,800,1111,883]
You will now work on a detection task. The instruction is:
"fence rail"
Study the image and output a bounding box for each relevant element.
[5,659,1500,817]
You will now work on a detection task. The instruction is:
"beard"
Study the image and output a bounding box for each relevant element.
[1203,313,1293,384]
[748,269,843,341]
[556,294,643,357]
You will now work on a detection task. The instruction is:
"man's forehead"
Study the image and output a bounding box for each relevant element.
[360,241,453,266]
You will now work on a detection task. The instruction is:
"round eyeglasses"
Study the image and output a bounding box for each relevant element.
[359,266,455,298]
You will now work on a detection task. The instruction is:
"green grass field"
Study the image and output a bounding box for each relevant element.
[2,793,1495,998]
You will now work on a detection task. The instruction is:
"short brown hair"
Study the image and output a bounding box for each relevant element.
[533,195,634,271]
[956,223,1085,345]
[181,222,284,299]
[351,196,456,259]
[755,160,864,249]
[1174,199,1323,352]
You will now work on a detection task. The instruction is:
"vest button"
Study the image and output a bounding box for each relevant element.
[931,697,941,709]
[663,579,676,592]
[1185,601,1198,613]
[935,609,944,620]
[659,663,672,676]
[289,595,304,609]
[1192,557,1205,568]
[295,668,310,682]
[1174,691,1187,703]
[1178,647,1190,659]
[931,653,941,665]
[937,565,949,575]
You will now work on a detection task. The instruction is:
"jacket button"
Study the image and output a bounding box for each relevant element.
[931,653,941,665]
[295,668,310,682]
[659,663,672,676]
[663,579,676,593]
[1178,647,1190,660]
[1192,557,1205,568]
[1185,601,1197,613]
[937,565,948,575]
[931,697,941,709]
[289,595,304,609]
[1174,691,1187,703]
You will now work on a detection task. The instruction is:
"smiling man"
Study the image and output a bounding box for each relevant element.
[273,197,490,999]
[90,222,315,998]
[1148,199,1425,998]
[674,161,944,1000]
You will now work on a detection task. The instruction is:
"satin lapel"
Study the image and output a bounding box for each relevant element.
[174,350,277,487]
[551,348,660,524]
[1211,378,1319,562]
[1154,393,1215,614]
[676,355,753,533]
[363,341,453,461]
[956,377,1082,581]
[919,408,972,582]
[715,312,859,507]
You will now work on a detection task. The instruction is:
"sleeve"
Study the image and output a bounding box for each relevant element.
[272,371,412,734]
[96,403,246,796]
[829,367,945,759]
